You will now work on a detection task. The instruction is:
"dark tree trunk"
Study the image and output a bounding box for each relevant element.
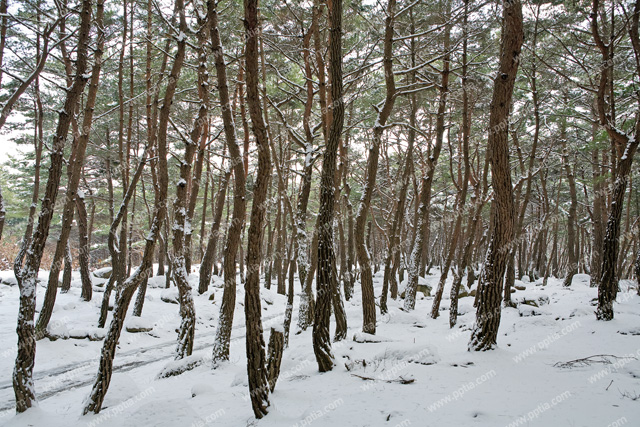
[313,0,343,372]
[83,0,182,411]
[199,169,231,294]
[209,0,247,363]
[35,0,104,333]
[243,0,273,417]
[354,0,396,333]
[77,191,92,301]
[61,243,72,293]
[468,0,523,351]
[13,0,93,412]
[592,0,640,320]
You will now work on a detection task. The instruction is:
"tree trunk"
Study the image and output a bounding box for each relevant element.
[77,190,92,301]
[468,0,522,351]
[13,0,93,412]
[242,0,272,417]
[354,0,396,334]
[61,243,72,293]
[404,15,450,311]
[313,0,343,372]
[199,168,231,294]
[209,0,247,364]
[35,0,105,334]
[83,0,182,411]
[592,0,640,320]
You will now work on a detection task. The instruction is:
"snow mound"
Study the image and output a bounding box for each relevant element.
[92,267,112,279]
[67,327,106,341]
[160,288,179,304]
[125,316,154,333]
[148,276,166,288]
[375,344,440,366]
[353,332,395,343]
[158,354,203,378]
[571,274,591,286]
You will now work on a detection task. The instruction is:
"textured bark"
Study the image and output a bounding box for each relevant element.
[199,169,231,294]
[76,192,92,301]
[184,47,210,274]
[13,0,93,412]
[504,10,542,302]
[172,12,208,359]
[313,0,343,373]
[61,244,72,293]
[591,144,605,288]
[293,5,319,330]
[451,155,489,327]
[283,253,296,345]
[354,0,396,334]
[468,0,522,351]
[430,11,463,319]
[99,151,148,327]
[209,0,247,364]
[382,70,416,311]
[243,0,272,417]
[132,276,148,317]
[266,327,284,392]
[198,155,211,261]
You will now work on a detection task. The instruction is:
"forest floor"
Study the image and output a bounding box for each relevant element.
[0,268,639,427]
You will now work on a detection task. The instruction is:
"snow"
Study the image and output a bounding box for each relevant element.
[0,268,639,426]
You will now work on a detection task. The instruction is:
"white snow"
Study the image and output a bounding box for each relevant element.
[0,268,639,427]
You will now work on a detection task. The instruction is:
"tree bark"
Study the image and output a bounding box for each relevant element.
[468,0,522,351]
[209,0,247,364]
[592,0,640,320]
[13,0,93,412]
[243,0,273,417]
[76,189,92,301]
[313,0,343,372]
[354,0,396,334]
[83,0,183,411]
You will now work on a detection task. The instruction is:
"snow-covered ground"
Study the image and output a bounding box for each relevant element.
[0,268,639,427]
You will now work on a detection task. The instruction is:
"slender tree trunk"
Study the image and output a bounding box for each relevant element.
[172,15,209,358]
[77,189,92,301]
[35,1,105,333]
[562,125,578,287]
[354,0,396,334]
[14,84,43,274]
[61,243,72,293]
[209,0,247,363]
[199,168,231,294]
[404,16,450,311]
[83,0,183,412]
